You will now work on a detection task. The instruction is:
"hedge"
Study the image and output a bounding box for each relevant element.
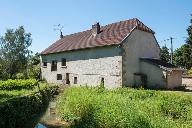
[0,79,38,90]
[0,85,58,128]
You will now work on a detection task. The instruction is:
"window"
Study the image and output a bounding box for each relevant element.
[43,61,47,67]
[74,77,77,84]
[61,58,66,66]
[51,60,57,71]
[57,74,62,80]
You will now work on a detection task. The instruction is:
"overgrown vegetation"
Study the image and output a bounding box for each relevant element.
[0,79,58,128]
[0,79,37,90]
[57,87,192,128]
[187,67,192,75]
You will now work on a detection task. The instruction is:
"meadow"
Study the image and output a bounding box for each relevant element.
[57,86,192,128]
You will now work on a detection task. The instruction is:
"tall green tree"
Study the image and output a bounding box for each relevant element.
[0,26,32,79]
[173,15,192,69]
[27,53,41,79]
[173,44,190,68]
[160,45,170,63]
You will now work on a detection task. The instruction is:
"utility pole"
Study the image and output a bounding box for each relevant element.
[170,37,173,64]
[160,37,174,64]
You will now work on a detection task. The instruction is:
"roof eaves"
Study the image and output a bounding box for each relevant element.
[40,43,119,56]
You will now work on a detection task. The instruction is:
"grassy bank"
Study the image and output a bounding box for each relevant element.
[0,79,59,128]
[57,87,192,128]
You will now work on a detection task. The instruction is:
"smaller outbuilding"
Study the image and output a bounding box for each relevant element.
[140,58,183,89]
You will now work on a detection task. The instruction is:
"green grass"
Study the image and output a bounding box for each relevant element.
[56,87,192,128]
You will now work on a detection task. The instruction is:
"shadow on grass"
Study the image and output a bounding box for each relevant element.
[70,105,100,128]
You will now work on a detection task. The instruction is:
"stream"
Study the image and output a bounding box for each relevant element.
[31,87,68,128]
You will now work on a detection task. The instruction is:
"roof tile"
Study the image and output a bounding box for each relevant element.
[41,18,154,55]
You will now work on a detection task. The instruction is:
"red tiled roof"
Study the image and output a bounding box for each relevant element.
[41,18,154,55]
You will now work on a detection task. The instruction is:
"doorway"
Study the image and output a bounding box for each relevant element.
[134,73,147,88]
[66,73,70,84]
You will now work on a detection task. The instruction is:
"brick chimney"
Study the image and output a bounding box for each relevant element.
[92,22,100,36]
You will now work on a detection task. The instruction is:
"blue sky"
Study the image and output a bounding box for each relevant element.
[0,0,191,53]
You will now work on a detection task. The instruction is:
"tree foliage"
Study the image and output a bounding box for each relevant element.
[173,15,192,69]
[188,67,192,75]
[27,53,41,79]
[173,44,191,68]
[160,45,170,63]
[0,26,32,79]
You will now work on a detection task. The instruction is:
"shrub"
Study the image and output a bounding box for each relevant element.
[15,73,25,79]
[0,85,58,128]
[188,67,192,75]
[27,64,41,79]
[57,87,192,128]
[0,79,38,90]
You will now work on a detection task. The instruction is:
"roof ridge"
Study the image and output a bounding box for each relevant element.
[41,18,155,55]
[60,29,91,39]
[102,18,136,27]
[59,18,137,40]
[134,18,155,34]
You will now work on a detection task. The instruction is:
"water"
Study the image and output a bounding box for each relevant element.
[35,123,47,128]
[33,87,67,128]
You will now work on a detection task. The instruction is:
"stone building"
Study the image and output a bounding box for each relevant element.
[40,18,183,89]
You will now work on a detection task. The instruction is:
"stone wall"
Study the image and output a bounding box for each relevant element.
[121,29,160,87]
[182,76,192,86]
[41,46,122,89]
[167,70,182,89]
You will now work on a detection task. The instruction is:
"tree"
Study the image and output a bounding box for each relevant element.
[185,15,192,69]
[186,15,192,46]
[173,44,190,68]
[185,14,192,69]
[160,45,170,63]
[173,15,192,69]
[0,26,32,79]
[27,53,41,79]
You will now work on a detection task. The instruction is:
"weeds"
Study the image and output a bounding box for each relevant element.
[57,87,192,128]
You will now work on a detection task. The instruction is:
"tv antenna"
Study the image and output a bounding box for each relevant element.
[54,24,64,38]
